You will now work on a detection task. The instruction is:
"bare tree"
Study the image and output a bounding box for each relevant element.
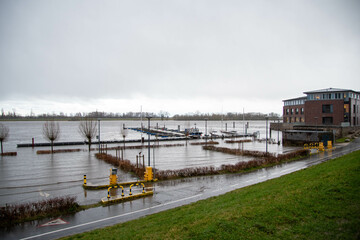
[43,121,60,153]
[79,119,97,151]
[0,123,9,155]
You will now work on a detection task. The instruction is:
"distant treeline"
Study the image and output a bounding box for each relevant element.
[172,112,280,121]
[0,110,280,121]
[0,110,162,120]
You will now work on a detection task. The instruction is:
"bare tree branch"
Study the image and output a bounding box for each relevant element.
[78,119,97,151]
[0,123,9,154]
[42,121,60,153]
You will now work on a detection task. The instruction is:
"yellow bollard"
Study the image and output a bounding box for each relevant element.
[144,167,153,181]
[107,187,111,199]
[109,168,118,185]
[119,185,124,197]
[327,141,332,149]
[84,175,87,185]
[129,184,134,196]
[140,183,145,194]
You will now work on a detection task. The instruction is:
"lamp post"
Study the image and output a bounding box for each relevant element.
[146,116,152,166]
[314,117,318,142]
[277,118,280,145]
[205,118,208,144]
[98,118,101,153]
[265,117,268,154]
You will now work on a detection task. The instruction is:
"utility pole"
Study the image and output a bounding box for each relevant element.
[147,116,152,166]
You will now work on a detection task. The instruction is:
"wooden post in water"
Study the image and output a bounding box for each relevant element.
[143,155,145,170]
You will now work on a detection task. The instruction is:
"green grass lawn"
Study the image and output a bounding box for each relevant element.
[63,150,360,240]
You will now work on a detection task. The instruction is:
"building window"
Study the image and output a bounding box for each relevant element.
[322,104,333,113]
[322,117,333,125]
[296,108,299,114]
[301,108,304,114]
[286,109,289,115]
[291,109,293,115]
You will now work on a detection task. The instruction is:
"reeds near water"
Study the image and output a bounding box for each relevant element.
[225,139,252,144]
[0,152,17,156]
[155,148,309,180]
[95,147,310,181]
[37,149,82,154]
[0,196,79,226]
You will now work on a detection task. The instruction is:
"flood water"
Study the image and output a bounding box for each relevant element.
[0,120,295,206]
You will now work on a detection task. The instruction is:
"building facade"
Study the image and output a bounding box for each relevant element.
[283,88,360,126]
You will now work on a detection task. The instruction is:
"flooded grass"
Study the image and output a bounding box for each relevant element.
[0,152,17,156]
[224,139,252,143]
[156,148,309,180]
[62,150,360,240]
[190,141,219,145]
[96,148,310,181]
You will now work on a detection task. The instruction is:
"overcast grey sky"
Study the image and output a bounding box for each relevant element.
[0,0,359,116]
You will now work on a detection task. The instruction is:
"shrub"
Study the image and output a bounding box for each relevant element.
[0,196,79,227]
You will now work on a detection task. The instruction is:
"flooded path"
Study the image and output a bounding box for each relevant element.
[1,138,358,240]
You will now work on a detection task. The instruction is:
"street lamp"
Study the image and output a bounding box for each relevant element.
[146,116,152,166]
[98,118,101,153]
[277,118,280,145]
[265,117,268,155]
[205,118,208,144]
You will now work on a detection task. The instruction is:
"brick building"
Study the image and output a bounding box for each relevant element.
[283,88,360,126]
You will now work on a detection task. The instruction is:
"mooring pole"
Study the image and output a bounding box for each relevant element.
[147,116,152,166]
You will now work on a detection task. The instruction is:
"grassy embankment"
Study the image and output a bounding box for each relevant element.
[63,150,360,240]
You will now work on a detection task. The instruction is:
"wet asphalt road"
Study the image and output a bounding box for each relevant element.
[1,139,359,240]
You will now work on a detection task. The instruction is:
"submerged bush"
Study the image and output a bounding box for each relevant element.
[0,196,79,226]
[96,147,310,181]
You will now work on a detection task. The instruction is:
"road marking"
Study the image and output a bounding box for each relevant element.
[21,194,203,240]
[38,218,68,227]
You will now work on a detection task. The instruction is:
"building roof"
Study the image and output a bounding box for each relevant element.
[282,96,307,102]
[303,88,359,94]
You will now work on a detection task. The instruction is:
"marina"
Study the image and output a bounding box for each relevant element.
[0,120,290,207]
